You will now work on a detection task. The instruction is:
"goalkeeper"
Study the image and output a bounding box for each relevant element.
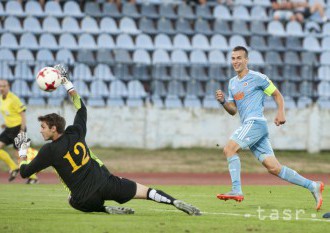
[16,64,201,216]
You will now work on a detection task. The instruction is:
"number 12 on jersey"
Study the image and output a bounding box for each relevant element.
[64,142,90,173]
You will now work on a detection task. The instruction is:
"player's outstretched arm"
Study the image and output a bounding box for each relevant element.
[272,89,286,126]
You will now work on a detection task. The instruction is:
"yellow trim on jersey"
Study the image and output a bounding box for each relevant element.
[71,93,81,110]
[264,82,277,96]
[0,92,26,127]
[19,160,28,167]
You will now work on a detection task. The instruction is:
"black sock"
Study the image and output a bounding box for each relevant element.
[147,188,176,205]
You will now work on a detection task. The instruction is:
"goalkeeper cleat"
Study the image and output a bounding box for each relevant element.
[311,181,324,211]
[217,191,244,202]
[323,212,330,218]
[173,200,201,216]
[8,169,19,182]
[105,206,135,215]
[26,178,39,184]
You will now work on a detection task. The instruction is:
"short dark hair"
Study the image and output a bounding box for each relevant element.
[232,46,248,58]
[38,113,66,134]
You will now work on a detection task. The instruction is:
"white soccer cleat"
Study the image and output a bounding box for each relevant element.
[105,206,135,215]
[173,200,201,216]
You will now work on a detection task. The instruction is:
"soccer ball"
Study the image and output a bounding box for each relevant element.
[36,67,62,92]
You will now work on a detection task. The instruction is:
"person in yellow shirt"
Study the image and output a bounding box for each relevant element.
[0,80,38,184]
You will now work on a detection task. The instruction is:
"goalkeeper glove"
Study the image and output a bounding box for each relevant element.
[14,132,30,158]
[54,64,74,92]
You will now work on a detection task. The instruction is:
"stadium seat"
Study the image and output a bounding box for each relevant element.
[322,22,330,36]
[81,17,99,34]
[283,65,301,82]
[36,49,54,62]
[235,0,253,6]
[56,49,75,63]
[203,95,219,109]
[285,37,303,51]
[214,19,232,36]
[159,4,177,19]
[232,20,250,36]
[254,0,271,6]
[190,50,208,64]
[205,79,221,97]
[116,34,135,50]
[100,17,120,34]
[138,17,157,35]
[109,80,128,98]
[39,33,58,50]
[167,80,185,97]
[317,97,330,109]
[301,51,318,66]
[119,17,140,35]
[73,63,93,82]
[150,95,164,108]
[196,4,213,20]
[229,35,248,49]
[136,34,154,51]
[299,81,314,97]
[25,1,44,17]
[184,95,202,108]
[157,18,175,35]
[90,80,109,98]
[281,81,297,97]
[173,34,191,50]
[114,63,134,81]
[127,80,147,99]
[284,96,296,109]
[6,1,25,16]
[94,64,116,81]
[11,80,31,98]
[97,34,115,49]
[320,51,330,65]
[20,33,38,50]
[171,50,189,64]
[268,36,286,51]
[250,21,268,36]
[0,49,15,63]
[63,1,83,17]
[96,50,114,64]
[267,21,286,36]
[133,49,151,65]
[210,35,229,51]
[317,81,330,97]
[103,2,122,18]
[155,34,173,50]
[251,6,269,21]
[23,17,42,34]
[0,62,14,81]
[170,64,190,81]
[152,51,171,80]
[77,50,95,64]
[84,2,102,17]
[4,16,22,34]
[165,95,183,108]
[16,49,34,62]
[151,80,167,97]
[250,36,268,51]
[31,82,50,98]
[264,96,277,109]
[122,2,140,18]
[186,80,204,97]
[0,2,5,17]
[42,17,62,34]
[208,50,226,66]
[192,34,210,51]
[141,3,158,19]
[232,6,251,21]
[175,18,194,35]
[264,65,283,81]
[303,36,321,52]
[62,17,81,34]
[190,66,208,82]
[296,96,312,108]
[178,3,195,20]
[114,49,132,63]
[133,52,151,81]
[45,1,63,17]
[59,33,77,49]
[73,80,90,97]
[317,66,330,81]
[286,21,304,37]
[321,37,330,51]
[249,50,265,66]
[213,5,232,20]
[284,51,301,66]
[194,19,213,36]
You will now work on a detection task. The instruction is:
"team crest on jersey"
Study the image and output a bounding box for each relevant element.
[234,91,244,100]
[243,82,248,87]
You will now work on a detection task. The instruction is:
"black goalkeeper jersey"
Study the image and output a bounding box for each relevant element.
[20,98,107,201]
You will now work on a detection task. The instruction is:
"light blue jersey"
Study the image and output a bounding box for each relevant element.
[228,70,276,124]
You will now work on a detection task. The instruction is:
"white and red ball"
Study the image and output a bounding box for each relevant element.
[36,67,62,92]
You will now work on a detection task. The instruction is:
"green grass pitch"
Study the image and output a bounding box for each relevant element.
[0,184,329,233]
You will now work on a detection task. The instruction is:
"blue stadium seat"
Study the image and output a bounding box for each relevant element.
[235,0,253,6]
[178,3,196,20]
[155,34,173,50]
[59,33,77,49]
[167,80,185,97]
[119,17,140,35]
[39,33,58,50]
[11,80,31,98]
[303,36,321,52]
[251,21,268,36]
[320,51,330,65]
[122,2,140,19]
[186,80,204,97]
[322,22,330,36]
[78,33,97,49]
[87,97,106,107]
[190,50,208,64]
[232,20,251,36]
[284,51,300,66]
[28,97,46,106]
[127,80,147,99]
[204,79,221,96]
[73,80,90,97]
[159,4,177,19]
[133,49,151,64]
[317,96,330,109]
[299,81,314,97]
[97,34,115,49]
[229,35,248,49]
[317,66,330,81]
[194,19,213,36]
[23,17,42,34]
[136,34,154,51]
[94,64,116,81]
[84,2,102,17]
[16,49,34,62]
[208,50,226,65]
[56,49,75,64]
[107,97,125,107]
[284,96,296,109]
[116,34,135,50]
[173,34,191,50]
[43,17,62,34]
[196,4,214,20]
[114,49,132,63]
[90,80,109,98]
[0,49,15,63]
[141,3,158,19]
[268,21,286,36]
[203,95,219,109]
[45,1,63,17]
[138,17,157,35]
[109,80,128,98]
[232,6,251,21]
[268,36,286,51]
[250,36,268,51]
[4,16,22,34]
[213,5,232,20]
[100,17,120,34]
[0,62,14,81]
[73,64,93,81]
[63,1,84,17]
[210,35,229,51]
[103,2,122,18]
[286,21,304,37]
[170,64,190,81]
[96,50,114,64]
[151,80,167,97]
[165,95,183,108]
[175,18,194,35]
[62,17,81,34]
[25,1,44,17]
[264,96,277,109]
[301,51,318,66]
[81,17,99,34]
[20,33,38,50]
[249,50,265,66]
[214,19,232,36]
[36,49,54,62]
[171,50,189,64]
[184,95,202,108]
[6,1,25,16]
[251,6,269,21]
[157,18,175,35]
[253,0,271,7]
[321,37,330,51]
[317,81,330,97]
[285,36,303,51]
[192,34,210,51]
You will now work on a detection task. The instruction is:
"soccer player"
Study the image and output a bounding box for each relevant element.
[215,46,324,210]
[0,80,38,183]
[16,65,201,216]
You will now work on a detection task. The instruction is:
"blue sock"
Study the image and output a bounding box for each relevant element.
[278,166,314,191]
[227,155,242,194]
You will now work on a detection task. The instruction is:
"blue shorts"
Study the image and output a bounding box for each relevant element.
[230,120,274,162]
